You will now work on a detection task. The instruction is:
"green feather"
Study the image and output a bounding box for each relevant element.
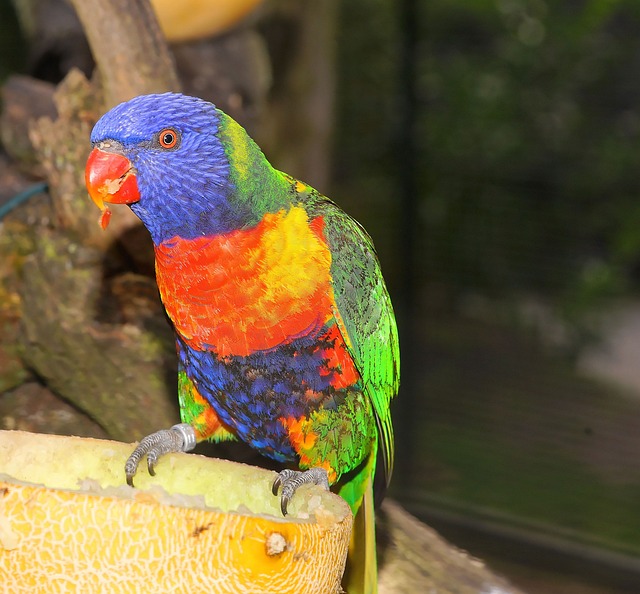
[216,112,292,219]
[285,176,399,594]
[303,187,400,497]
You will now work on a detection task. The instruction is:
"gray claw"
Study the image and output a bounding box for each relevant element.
[147,454,157,477]
[125,423,196,487]
[271,467,330,516]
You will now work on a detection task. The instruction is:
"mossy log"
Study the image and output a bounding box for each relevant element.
[2,0,179,441]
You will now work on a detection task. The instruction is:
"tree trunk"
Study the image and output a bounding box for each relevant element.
[69,0,180,107]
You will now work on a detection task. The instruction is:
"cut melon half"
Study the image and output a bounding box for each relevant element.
[0,430,351,593]
[151,0,263,42]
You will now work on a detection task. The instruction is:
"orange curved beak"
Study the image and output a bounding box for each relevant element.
[85,147,140,228]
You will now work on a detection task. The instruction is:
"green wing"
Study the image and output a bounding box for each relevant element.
[305,189,400,489]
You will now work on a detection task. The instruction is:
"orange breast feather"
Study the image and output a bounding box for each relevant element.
[154,206,335,357]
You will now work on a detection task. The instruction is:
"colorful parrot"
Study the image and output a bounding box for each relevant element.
[85,93,399,593]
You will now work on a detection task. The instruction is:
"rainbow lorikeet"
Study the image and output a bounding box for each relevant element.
[85,93,399,593]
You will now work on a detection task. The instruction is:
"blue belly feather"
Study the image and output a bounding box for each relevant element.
[176,325,349,462]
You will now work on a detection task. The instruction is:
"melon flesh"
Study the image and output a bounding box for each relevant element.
[0,430,351,594]
[151,0,263,42]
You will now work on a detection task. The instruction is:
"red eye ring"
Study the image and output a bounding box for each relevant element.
[158,128,178,149]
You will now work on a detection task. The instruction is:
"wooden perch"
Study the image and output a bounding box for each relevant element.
[69,0,180,106]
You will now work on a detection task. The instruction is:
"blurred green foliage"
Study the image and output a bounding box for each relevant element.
[423,1,640,318]
[333,0,406,290]
[335,4,640,565]
[336,0,640,348]
[411,310,640,557]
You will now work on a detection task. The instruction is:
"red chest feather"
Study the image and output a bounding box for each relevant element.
[154,206,335,357]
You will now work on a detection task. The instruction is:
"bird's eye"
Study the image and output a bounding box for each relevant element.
[158,128,179,149]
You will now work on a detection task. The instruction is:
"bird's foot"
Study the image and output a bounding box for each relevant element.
[125,423,197,487]
[271,467,330,516]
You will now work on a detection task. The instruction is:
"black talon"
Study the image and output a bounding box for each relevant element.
[272,468,329,516]
[125,451,143,487]
[280,495,290,516]
[271,475,282,496]
[147,444,164,477]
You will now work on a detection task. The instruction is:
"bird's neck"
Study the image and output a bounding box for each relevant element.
[216,111,292,225]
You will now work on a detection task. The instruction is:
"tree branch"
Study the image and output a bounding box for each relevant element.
[68,0,180,106]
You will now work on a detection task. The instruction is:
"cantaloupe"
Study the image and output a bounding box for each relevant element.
[151,0,263,42]
[0,430,351,593]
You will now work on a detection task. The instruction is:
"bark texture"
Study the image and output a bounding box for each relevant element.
[378,500,526,593]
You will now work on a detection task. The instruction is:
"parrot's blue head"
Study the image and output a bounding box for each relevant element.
[86,93,283,244]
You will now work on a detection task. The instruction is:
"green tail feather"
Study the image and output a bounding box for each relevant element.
[342,477,377,594]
